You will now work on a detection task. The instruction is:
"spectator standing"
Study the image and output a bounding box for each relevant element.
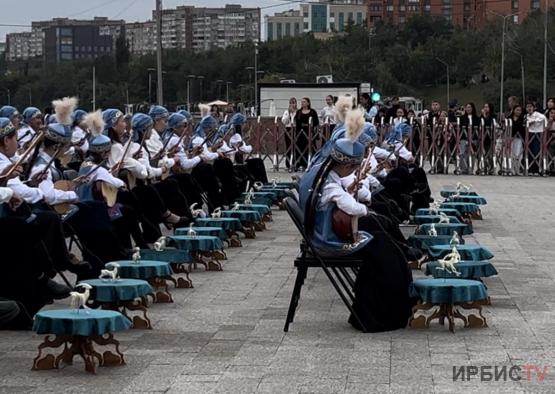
[295,97,319,171]
[281,97,297,171]
[509,104,526,175]
[319,95,337,134]
[525,101,547,174]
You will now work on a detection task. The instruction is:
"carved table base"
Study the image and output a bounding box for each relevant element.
[32,333,125,374]
[262,213,273,222]
[94,299,152,329]
[148,277,174,303]
[171,262,194,288]
[408,301,488,333]
[190,251,224,272]
[225,231,242,247]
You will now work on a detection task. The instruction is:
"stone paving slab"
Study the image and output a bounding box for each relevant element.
[1,174,555,392]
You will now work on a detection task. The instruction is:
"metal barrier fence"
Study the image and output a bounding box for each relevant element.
[240,117,555,176]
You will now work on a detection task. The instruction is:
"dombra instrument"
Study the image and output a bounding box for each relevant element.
[332,140,407,243]
[0,131,45,185]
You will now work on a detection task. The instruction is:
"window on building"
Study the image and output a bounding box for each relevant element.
[512,0,519,8]
[338,12,344,31]
[330,12,335,17]
[531,0,540,9]
[357,12,363,24]
[348,12,353,22]
[330,22,335,30]
[60,45,72,52]
[294,22,300,35]
[61,53,72,60]
[386,5,394,11]
[285,23,291,36]
[513,14,519,22]
[399,16,406,23]
[311,4,328,33]
[400,5,406,11]
[277,22,282,39]
[303,11,308,17]
[268,22,273,40]
[303,22,309,29]
[60,28,72,36]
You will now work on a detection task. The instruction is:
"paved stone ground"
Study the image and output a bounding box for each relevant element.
[1,174,555,393]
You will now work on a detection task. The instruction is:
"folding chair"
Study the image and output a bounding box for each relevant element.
[283,197,367,332]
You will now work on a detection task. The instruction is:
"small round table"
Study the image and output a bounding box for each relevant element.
[139,248,193,288]
[440,190,479,198]
[240,192,276,207]
[413,215,462,225]
[109,260,174,303]
[417,222,472,236]
[32,309,131,373]
[170,235,225,271]
[428,244,494,261]
[408,234,465,250]
[408,278,489,332]
[425,260,498,279]
[415,208,464,222]
[222,209,264,233]
[81,278,155,329]
[195,217,243,247]
[440,202,481,219]
[175,226,227,240]
[448,195,487,205]
[236,203,272,222]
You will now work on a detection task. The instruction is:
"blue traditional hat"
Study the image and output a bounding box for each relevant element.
[0,117,15,138]
[22,107,42,125]
[148,105,169,121]
[177,110,192,121]
[102,109,124,134]
[73,109,87,125]
[386,122,412,144]
[89,134,112,153]
[131,113,153,138]
[44,123,72,144]
[0,106,19,119]
[167,113,187,130]
[330,138,365,165]
[230,112,246,126]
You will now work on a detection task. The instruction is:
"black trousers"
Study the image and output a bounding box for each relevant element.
[192,163,224,210]
[246,158,268,184]
[213,158,240,205]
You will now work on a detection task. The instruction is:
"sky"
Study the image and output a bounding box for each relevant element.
[0,0,296,42]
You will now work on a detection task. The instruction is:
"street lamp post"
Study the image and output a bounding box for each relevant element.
[488,11,518,117]
[187,74,196,111]
[254,41,259,116]
[197,76,204,102]
[155,0,164,105]
[435,57,449,109]
[226,81,232,103]
[5,89,10,106]
[543,0,548,110]
[216,79,224,99]
[245,66,254,109]
[508,48,526,104]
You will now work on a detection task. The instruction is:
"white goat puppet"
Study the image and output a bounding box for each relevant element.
[456,182,473,193]
[244,190,254,205]
[153,236,168,251]
[449,231,461,247]
[211,207,222,218]
[131,247,141,264]
[428,223,438,237]
[231,202,240,211]
[271,178,278,188]
[436,245,462,277]
[187,223,197,237]
[190,203,206,218]
[69,283,93,313]
[99,262,120,282]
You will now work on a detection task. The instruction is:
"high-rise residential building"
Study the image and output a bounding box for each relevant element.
[366,0,549,29]
[125,4,260,54]
[265,1,367,41]
[6,17,125,63]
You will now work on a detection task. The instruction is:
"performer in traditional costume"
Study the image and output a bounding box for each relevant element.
[299,108,414,332]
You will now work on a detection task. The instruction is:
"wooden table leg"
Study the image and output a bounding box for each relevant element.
[171,263,194,288]
[148,277,173,303]
[121,300,152,329]
[91,333,125,367]
[32,335,70,370]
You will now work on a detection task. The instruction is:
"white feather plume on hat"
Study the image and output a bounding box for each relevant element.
[335,95,354,124]
[84,110,105,137]
[198,103,211,117]
[345,108,365,142]
[52,97,78,126]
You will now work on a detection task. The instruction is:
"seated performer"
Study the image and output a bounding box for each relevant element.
[17,106,43,149]
[299,108,414,332]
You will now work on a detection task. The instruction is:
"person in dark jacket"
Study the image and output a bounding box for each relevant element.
[295,97,319,171]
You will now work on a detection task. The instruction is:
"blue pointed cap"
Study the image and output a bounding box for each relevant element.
[230,112,246,126]
[102,109,124,134]
[148,105,169,121]
[177,110,192,121]
[0,117,15,138]
[89,134,112,153]
[72,109,87,125]
[168,113,187,130]
[0,106,19,119]
[45,123,72,144]
[22,107,42,125]
[330,138,365,164]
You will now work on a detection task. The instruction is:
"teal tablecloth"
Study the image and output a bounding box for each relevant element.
[408,234,465,250]
[170,235,223,252]
[81,279,154,303]
[428,244,494,261]
[415,208,463,220]
[267,181,296,189]
[259,187,288,199]
[425,260,498,279]
[139,248,192,263]
[33,309,132,336]
[440,202,480,214]
[417,223,472,236]
[409,278,488,304]
[413,215,462,225]
[109,260,173,280]
[236,204,271,216]
[174,226,226,240]
[240,192,276,206]
[196,217,242,231]
[440,190,479,198]
[222,210,262,222]
[448,195,487,205]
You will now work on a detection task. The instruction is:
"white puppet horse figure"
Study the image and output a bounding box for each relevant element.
[436,246,461,277]
[131,247,141,264]
[70,283,93,313]
[190,202,205,218]
[428,223,438,237]
[231,202,240,211]
[449,231,461,247]
[153,236,168,251]
[211,207,222,218]
[99,262,120,282]
[438,212,450,224]
[244,190,254,205]
[187,223,197,237]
